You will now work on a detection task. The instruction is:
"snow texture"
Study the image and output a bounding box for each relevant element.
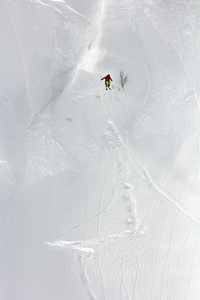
[1,0,200,299]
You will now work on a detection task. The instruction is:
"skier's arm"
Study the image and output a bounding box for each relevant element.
[101,76,106,80]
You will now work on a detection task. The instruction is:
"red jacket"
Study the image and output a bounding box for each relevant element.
[101,75,113,81]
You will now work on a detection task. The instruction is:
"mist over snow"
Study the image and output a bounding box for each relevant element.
[1,0,200,299]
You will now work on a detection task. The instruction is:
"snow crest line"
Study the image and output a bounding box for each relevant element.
[32,0,91,22]
[65,4,91,22]
[135,160,200,228]
[46,230,143,253]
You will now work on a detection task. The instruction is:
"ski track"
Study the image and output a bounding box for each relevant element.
[169,224,194,300]
[161,101,187,185]
[184,232,200,300]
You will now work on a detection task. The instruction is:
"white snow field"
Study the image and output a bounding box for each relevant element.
[1,0,200,299]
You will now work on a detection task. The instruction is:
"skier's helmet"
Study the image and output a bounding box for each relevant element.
[108,74,110,76]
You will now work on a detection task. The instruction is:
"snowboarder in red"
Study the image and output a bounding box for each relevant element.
[101,74,113,90]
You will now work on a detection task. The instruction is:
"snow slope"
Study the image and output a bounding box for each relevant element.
[1,0,200,299]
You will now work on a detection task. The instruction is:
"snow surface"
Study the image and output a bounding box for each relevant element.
[1,0,200,299]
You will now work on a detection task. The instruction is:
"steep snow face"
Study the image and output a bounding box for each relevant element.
[118,0,200,206]
[1,0,200,299]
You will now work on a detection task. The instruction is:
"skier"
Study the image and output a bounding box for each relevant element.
[101,74,113,90]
